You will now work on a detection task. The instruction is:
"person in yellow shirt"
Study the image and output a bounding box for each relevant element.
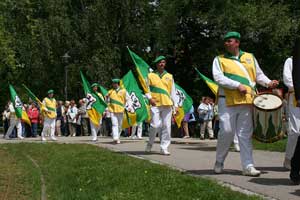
[41,89,57,141]
[107,79,127,144]
[89,83,105,141]
[145,56,178,155]
[212,32,278,176]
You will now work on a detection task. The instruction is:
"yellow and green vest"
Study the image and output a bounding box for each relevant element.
[43,97,57,119]
[148,71,173,107]
[218,51,256,106]
[108,88,126,113]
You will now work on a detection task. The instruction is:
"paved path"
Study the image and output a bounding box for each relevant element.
[1,135,299,200]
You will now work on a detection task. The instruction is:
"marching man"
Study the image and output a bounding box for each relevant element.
[212,32,278,176]
[5,100,24,139]
[145,56,178,155]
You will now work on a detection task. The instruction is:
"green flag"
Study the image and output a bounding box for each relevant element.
[80,71,107,127]
[9,84,31,125]
[98,84,108,96]
[127,47,150,94]
[120,70,149,128]
[194,67,218,96]
[174,83,193,128]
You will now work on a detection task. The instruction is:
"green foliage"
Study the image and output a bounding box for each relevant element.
[0,0,299,109]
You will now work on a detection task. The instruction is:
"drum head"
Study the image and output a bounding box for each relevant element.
[253,93,282,111]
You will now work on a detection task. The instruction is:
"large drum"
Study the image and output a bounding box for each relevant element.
[253,93,284,143]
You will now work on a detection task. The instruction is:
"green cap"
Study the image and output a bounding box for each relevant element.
[47,89,54,94]
[153,55,166,64]
[224,31,241,40]
[91,83,98,88]
[112,78,120,83]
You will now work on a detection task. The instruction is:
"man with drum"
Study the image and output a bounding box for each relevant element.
[212,31,278,176]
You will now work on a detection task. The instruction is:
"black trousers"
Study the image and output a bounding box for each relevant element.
[290,136,300,181]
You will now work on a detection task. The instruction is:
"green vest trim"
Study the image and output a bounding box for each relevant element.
[224,50,245,62]
[223,72,255,90]
[110,98,124,107]
[150,86,170,97]
[46,106,56,112]
[155,70,168,78]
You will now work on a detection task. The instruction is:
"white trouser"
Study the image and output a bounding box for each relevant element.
[42,117,56,139]
[132,123,143,138]
[216,98,254,169]
[285,93,300,160]
[111,113,123,141]
[90,119,102,141]
[148,106,172,151]
[6,118,22,138]
[200,120,214,138]
[233,133,239,145]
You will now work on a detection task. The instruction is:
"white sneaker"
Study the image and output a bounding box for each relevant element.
[113,139,120,144]
[243,166,261,176]
[92,137,98,142]
[145,144,152,152]
[137,136,143,140]
[283,158,291,170]
[214,162,224,174]
[51,137,57,141]
[18,136,24,139]
[234,143,240,152]
[131,135,137,139]
[41,137,47,141]
[160,149,171,156]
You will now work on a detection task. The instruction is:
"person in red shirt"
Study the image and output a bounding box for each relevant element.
[27,102,39,137]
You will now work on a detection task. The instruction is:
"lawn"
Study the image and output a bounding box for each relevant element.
[252,138,287,152]
[0,143,261,200]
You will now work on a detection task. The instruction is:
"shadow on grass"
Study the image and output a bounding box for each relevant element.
[249,177,292,186]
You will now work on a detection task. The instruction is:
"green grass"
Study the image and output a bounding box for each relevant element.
[252,138,287,152]
[0,143,262,200]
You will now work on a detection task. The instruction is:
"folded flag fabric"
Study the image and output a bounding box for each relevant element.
[120,70,149,128]
[9,84,31,125]
[173,83,193,128]
[80,71,107,127]
[194,67,218,96]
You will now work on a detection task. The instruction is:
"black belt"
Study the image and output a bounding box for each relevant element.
[218,95,225,98]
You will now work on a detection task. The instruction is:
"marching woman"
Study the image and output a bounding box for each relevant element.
[107,79,127,144]
[41,90,57,141]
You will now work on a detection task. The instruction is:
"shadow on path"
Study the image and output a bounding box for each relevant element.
[290,189,300,197]
[249,177,292,186]
[187,169,241,176]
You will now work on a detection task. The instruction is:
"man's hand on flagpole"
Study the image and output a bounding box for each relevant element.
[149,98,156,106]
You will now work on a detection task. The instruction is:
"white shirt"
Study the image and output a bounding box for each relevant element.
[212,53,271,95]
[283,57,293,90]
[67,105,78,124]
